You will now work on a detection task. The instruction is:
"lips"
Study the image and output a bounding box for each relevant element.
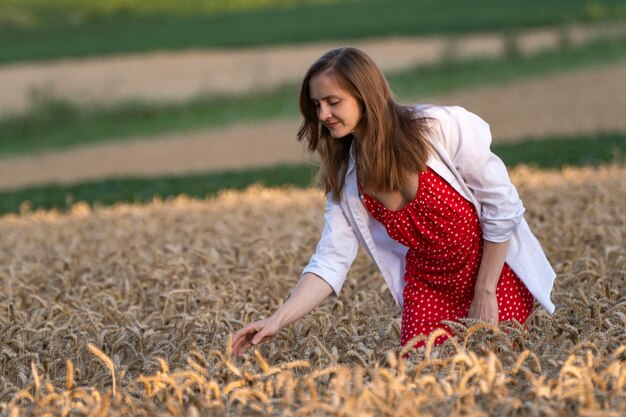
[326,121,340,129]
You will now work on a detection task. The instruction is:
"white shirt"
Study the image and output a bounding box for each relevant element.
[302,105,556,314]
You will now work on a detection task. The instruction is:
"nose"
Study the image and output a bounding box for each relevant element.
[317,103,331,121]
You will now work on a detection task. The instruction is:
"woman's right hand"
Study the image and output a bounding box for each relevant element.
[230,273,333,358]
[231,316,282,357]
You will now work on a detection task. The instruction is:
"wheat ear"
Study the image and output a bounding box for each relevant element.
[87,343,116,398]
[65,359,74,390]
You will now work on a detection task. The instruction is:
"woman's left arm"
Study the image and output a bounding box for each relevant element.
[441,106,526,244]
[468,239,510,322]
[440,106,525,322]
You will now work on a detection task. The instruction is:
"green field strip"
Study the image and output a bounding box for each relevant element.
[1,133,624,216]
[1,36,626,158]
[1,0,625,64]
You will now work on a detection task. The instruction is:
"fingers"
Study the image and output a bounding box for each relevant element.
[232,333,253,357]
[231,323,259,357]
[467,307,499,324]
[231,321,270,357]
[475,314,498,324]
[231,318,281,358]
[251,327,268,345]
[470,310,498,323]
[233,333,255,357]
[467,299,499,324]
[231,335,245,357]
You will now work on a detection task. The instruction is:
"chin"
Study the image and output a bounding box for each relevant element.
[330,130,352,139]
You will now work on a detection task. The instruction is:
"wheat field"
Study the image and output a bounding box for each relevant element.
[0,163,625,416]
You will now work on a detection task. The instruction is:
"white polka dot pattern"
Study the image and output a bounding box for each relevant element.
[360,167,534,348]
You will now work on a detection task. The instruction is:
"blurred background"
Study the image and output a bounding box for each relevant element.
[0,0,625,213]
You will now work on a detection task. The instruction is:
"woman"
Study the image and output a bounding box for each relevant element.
[231,47,556,357]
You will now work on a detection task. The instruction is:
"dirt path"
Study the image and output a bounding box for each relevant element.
[1,62,625,191]
[2,23,625,114]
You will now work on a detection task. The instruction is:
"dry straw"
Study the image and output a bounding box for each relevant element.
[0,163,625,415]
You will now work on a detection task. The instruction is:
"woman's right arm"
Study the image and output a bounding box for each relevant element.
[231,195,359,357]
[231,272,333,357]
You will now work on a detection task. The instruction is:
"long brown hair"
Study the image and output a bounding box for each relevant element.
[297,47,432,201]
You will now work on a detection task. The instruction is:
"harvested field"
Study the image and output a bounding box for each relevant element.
[0,163,625,416]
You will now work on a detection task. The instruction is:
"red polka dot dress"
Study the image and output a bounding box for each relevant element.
[359,167,534,348]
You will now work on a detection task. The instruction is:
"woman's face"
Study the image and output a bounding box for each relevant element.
[309,71,362,139]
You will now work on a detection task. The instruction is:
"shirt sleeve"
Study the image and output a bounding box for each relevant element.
[302,194,359,296]
[442,106,526,243]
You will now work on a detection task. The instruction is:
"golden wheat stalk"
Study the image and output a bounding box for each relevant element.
[30,362,41,403]
[65,359,74,390]
[253,349,270,373]
[87,343,116,398]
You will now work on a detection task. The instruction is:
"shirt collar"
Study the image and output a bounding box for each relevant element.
[348,138,357,173]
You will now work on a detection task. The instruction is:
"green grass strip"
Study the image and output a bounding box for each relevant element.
[1,133,624,216]
[2,0,625,64]
[2,36,626,158]
[494,133,625,168]
[0,0,334,20]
